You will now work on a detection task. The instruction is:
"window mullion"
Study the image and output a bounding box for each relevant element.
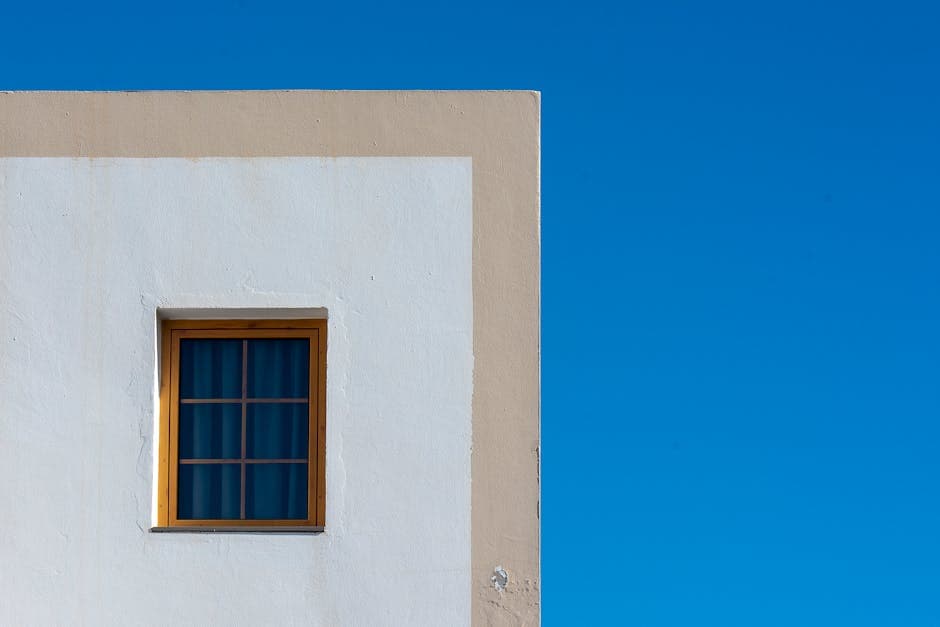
[241,339,248,520]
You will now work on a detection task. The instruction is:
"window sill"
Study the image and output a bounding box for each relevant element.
[150,526,324,534]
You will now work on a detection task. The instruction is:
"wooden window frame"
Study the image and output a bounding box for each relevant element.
[156,319,326,530]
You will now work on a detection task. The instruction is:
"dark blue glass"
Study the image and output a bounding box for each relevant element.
[179,403,241,459]
[245,463,307,519]
[179,339,243,399]
[177,463,241,519]
[247,403,309,459]
[247,339,309,398]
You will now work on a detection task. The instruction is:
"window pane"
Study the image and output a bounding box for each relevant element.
[179,339,243,399]
[178,463,241,519]
[246,403,309,459]
[245,463,307,520]
[247,339,309,398]
[179,403,242,459]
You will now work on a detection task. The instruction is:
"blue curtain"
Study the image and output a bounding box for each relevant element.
[179,339,242,399]
[178,337,310,520]
[247,339,309,398]
[179,403,241,459]
[178,464,241,519]
[247,402,309,459]
[246,463,308,519]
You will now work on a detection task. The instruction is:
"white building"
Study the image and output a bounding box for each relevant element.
[0,91,540,625]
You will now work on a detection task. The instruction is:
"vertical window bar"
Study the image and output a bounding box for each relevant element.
[241,339,248,519]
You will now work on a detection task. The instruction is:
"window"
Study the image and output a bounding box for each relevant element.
[156,320,326,530]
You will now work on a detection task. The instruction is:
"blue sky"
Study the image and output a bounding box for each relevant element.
[3,1,939,624]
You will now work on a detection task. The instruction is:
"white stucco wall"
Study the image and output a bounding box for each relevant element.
[0,157,473,626]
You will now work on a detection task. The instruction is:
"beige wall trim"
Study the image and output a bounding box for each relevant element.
[0,91,540,625]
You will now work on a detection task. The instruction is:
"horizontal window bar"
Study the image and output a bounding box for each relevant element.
[179,398,308,404]
[179,458,307,464]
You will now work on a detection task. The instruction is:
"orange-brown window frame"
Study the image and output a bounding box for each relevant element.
[156,319,326,530]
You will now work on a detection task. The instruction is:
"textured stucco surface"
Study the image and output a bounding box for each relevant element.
[0,157,473,625]
[0,91,540,625]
